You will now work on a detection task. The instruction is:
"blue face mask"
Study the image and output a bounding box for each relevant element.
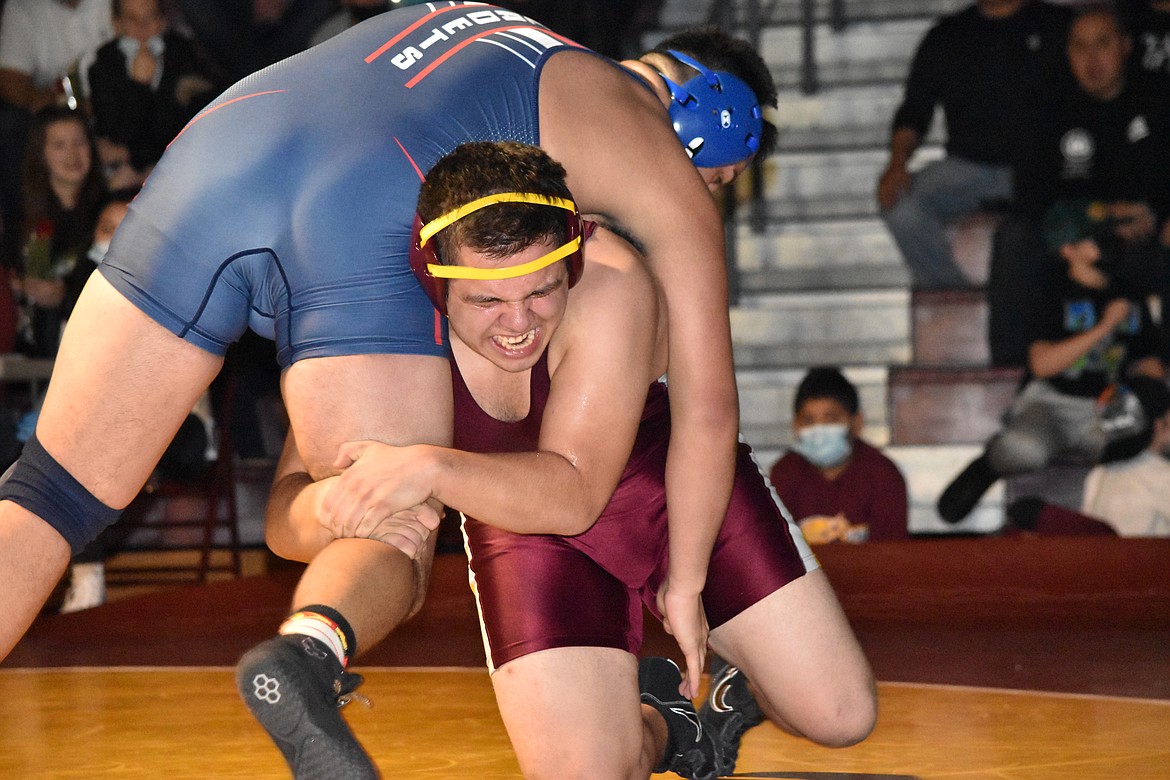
[793,423,852,469]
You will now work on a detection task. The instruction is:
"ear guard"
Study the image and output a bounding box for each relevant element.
[662,49,763,168]
[409,192,585,315]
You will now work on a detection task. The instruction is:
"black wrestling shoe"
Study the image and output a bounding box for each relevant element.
[236,634,377,779]
[698,654,764,776]
[639,656,720,780]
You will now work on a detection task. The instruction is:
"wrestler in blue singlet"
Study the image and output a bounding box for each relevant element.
[100,3,584,365]
[452,351,818,672]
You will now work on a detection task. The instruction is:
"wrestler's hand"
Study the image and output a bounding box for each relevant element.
[320,440,435,538]
[365,501,443,560]
[657,580,708,699]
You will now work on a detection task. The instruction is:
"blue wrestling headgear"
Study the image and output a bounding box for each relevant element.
[662,50,763,167]
[410,192,585,315]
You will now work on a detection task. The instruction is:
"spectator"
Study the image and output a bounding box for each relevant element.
[15,106,106,357]
[171,0,339,85]
[0,0,112,271]
[937,213,1166,524]
[0,0,111,113]
[1080,374,1170,536]
[309,0,394,47]
[988,3,1170,366]
[876,0,1071,290]
[85,0,216,185]
[1122,0,1170,81]
[996,375,1170,537]
[769,367,909,543]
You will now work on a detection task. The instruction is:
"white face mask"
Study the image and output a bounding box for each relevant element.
[792,423,853,469]
[87,239,110,264]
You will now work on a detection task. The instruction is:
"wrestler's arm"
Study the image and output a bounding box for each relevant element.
[265,428,442,562]
[540,52,738,601]
[328,231,662,536]
[264,430,335,561]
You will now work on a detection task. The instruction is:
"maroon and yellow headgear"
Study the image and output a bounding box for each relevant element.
[409,192,585,315]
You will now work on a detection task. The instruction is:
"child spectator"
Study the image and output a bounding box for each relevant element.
[770,366,909,543]
[939,221,1166,524]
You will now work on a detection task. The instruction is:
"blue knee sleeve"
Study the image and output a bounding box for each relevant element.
[0,433,122,555]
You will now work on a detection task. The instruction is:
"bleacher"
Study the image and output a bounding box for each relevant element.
[646,0,1044,535]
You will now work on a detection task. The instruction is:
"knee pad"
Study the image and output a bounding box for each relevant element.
[0,433,121,555]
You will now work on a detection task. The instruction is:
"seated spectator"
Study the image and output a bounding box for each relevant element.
[1122,0,1170,82]
[1080,374,1170,536]
[15,106,106,357]
[85,0,216,184]
[0,0,112,271]
[996,375,1170,537]
[989,3,1170,366]
[171,0,339,85]
[309,0,393,47]
[770,366,909,543]
[877,0,1071,290]
[938,219,1166,524]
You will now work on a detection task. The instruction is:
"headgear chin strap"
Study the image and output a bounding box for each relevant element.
[662,49,763,168]
[410,192,585,315]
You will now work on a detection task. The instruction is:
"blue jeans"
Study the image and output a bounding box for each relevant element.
[882,156,1013,289]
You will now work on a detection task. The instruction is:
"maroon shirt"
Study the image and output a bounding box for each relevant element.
[769,439,910,541]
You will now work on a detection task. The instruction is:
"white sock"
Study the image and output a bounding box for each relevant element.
[278,612,347,664]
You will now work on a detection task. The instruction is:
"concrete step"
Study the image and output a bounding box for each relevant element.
[737,365,890,453]
[911,288,989,367]
[887,444,1006,535]
[749,146,943,221]
[759,18,930,90]
[888,366,1023,446]
[730,209,995,295]
[647,16,931,90]
[731,289,911,368]
[776,84,940,153]
[733,218,909,293]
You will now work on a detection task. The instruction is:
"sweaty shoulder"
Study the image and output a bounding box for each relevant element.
[550,223,665,373]
[536,50,680,215]
[577,225,657,304]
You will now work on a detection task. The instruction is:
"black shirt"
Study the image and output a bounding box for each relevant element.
[1029,274,1159,398]
[1015,72,1170,220]
[87,31,215,170]
[1122,0,1170,81]
[892,0,1072,169]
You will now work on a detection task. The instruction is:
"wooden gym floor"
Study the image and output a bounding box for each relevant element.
[2,538,1168,779]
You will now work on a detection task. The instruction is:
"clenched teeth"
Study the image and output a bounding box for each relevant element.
[494,330,536,349]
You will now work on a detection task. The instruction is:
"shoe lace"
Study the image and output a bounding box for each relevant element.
[333,673,372,709]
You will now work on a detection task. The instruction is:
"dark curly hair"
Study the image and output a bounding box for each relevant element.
[417,141,574,266]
